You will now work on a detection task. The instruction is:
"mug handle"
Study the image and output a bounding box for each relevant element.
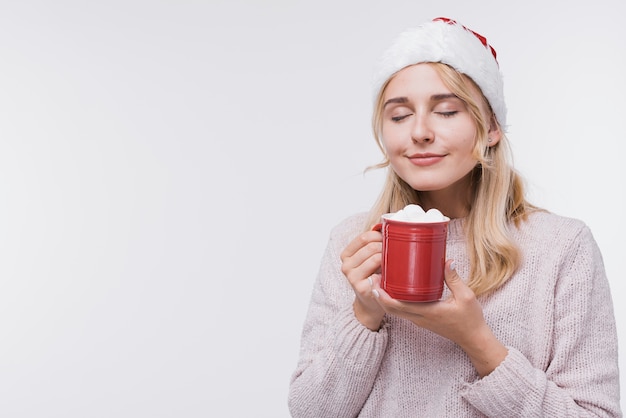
[372,223,382,232]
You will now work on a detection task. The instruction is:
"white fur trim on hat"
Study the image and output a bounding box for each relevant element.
[373,18,507,130]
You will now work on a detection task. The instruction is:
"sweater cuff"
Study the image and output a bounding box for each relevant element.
[460,347,545,415]
[329,306,390,368]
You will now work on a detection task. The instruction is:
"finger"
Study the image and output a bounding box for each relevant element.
[368,274,381,297]
[371,285,429,322]
[345,253,382,289]
[340,230,383,261]
[443,260,471,298]
[370,273,381,288]
[371,282,402,308]
[340,234,383,282]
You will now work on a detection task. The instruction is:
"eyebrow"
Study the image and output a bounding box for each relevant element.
[383,93,459,108]
[383,97,409,108]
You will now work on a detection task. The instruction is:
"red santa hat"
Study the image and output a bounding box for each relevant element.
[373,17,507,130]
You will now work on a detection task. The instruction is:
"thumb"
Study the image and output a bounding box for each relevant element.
[443,260,467,295]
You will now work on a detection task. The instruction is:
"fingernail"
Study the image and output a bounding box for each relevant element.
[372,289,380,298]
[368,277,373,286]
[450,261,456,271]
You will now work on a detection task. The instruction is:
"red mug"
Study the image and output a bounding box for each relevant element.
[373,214,449,302]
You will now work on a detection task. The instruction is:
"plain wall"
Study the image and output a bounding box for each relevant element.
[0,1,624,417]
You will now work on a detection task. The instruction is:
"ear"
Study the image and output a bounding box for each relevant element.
[487,113,502,147]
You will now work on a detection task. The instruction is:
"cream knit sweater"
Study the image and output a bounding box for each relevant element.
[288,211,621,417]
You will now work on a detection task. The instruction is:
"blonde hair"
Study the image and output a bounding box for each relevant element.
[365,63,536,296]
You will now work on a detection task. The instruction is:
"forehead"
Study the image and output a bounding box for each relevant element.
[383,63,448,99]
[383,63,489,113]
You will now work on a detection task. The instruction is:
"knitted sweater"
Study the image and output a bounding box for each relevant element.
[288,211,621,417]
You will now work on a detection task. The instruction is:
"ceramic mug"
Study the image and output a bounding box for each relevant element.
[373,214,449,302]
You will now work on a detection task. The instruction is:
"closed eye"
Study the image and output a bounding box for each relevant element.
[391,114,413,122]
[436,111,458,118]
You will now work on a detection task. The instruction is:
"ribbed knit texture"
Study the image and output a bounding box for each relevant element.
[288,211,621,417]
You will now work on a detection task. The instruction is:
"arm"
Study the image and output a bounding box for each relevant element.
[461,226,621,417]
[288,223,389,418]
[372,260,509,377]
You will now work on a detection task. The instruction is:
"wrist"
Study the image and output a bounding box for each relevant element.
[461,326,508,378]
[353,299,385,331]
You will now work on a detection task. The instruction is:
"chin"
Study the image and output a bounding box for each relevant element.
[404,178,451,191]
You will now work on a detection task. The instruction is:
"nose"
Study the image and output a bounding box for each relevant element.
[410,112,433,144]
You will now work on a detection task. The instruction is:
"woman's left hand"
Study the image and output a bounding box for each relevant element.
[372,260,508,377]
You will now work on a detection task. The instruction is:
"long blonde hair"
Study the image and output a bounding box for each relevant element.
[365,63,536,296]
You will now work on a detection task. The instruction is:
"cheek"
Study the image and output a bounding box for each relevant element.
[460,136,479,158]
[381,136,399,157]
[381,125,405,154]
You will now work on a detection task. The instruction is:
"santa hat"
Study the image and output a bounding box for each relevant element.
[373,17,507,130]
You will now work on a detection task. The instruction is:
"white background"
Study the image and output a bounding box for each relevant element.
[0,1,624,417]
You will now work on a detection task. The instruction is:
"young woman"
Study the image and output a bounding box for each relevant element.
[288,18,621,417]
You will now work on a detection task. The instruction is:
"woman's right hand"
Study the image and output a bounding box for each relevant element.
[340,230,385,331]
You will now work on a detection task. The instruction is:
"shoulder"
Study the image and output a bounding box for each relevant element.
[327,212,370,249]
[315,212,370,278]
[514,210,600,261]
[515,210,590,242]
[320,212,367,253]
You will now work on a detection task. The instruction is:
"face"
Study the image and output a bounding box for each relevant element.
[381,64,493,197]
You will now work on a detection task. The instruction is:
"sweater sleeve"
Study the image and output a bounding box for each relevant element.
[288,221,389,418]
[461,225,622,417]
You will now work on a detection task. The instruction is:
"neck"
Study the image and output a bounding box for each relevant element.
[418,174,473,219]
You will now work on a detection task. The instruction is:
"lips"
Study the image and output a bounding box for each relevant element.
[407,153,445,167]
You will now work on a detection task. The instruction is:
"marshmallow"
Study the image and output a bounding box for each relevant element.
[389,205,448,223]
